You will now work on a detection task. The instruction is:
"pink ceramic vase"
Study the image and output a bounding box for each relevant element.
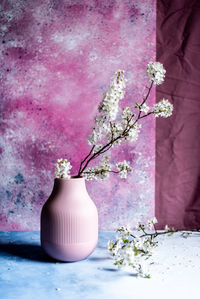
[40,177,98,261]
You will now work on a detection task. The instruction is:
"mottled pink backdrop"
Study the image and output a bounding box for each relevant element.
[0,0,155,230]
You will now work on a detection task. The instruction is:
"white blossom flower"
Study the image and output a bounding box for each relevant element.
[94,116,110,131]
[133,237,145,251]
[107,240,114,251]
[153,98,173,118]
[107,122,123,145]
[125,123,141,142]
[83,156,112,181]
[121,106,133,120]
[117,225,132,237]
[165,224,170,232]
[115,238,123,251]
[123,246,136,265]
[116,160,133,179]
[88,117,110,146]
[181,232,191,238]
[137,262,151,278]
[88,128,103,145]
[152,217,158,224]
[164,224,174,234]
[140,103,150,114]
[113,254,124,268]
[147,61,166,85]
[55,159,72,179]
[147,217,158,230]
[93,144,103,153]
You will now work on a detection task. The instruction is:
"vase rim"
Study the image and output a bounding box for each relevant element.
[55,176,84,181]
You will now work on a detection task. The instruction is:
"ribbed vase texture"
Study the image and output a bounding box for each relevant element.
[40,177,98,261]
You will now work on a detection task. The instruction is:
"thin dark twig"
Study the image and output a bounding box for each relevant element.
[100,144,113,154]
[139,112,153,119]
[83,169,120,175]
[78,145,95,175]
[140,228,200,238]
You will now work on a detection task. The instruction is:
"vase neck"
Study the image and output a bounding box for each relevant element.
[53,177,87,196]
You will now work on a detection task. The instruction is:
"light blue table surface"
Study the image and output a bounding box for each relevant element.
[0,231,130,299]
[1,231,200,299]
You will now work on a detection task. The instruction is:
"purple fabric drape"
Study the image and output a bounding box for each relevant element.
[156,0,200,228]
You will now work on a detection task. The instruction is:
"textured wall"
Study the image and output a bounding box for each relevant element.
[0,0,155,230]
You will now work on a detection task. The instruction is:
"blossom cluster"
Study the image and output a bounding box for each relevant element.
[107,218,159,278]
[98,70,126,121]
[147,217,158,229]
[125,123,141,142]
[147,61,166,85]
[153,98,173,118]
[121,106,133,121]
[140,103,150,114]
[55,159,72,179]
[116,160,133,179]
[107,122,123,145]
[83,156,112,181]
[88,70,126,146]
[82,157,133,181]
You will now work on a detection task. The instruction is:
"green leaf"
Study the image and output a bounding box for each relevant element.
[122,238,129,243]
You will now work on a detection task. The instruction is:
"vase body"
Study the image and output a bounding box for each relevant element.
[40,177,98,261]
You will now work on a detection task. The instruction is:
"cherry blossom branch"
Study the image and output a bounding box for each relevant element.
[55,62,173,180]
[78,83,154,176]
[140,228,200,238]
[108,217,200,278]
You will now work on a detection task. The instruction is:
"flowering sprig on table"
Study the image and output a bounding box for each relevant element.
[107,218,200,278]
[107,218,158,278]
[55,62,173,180]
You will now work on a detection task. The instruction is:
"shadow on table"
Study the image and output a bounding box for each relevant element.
[101,267,118,272]
[100,267,137,277]
[0,243,110,263]
[0,243,55,262]
[89,256,111,262]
